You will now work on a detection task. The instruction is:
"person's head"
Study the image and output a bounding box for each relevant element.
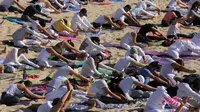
[79,8,87,17]
[130,47,138,55]
[39,20,46,27]
[174,58,184,72]
[124,5,131,12]
[18,46,28,55]
[35,5,42,12]
[24,80,33,90]
[191,1,200,11]
[92,53,103,63]
[166,86,178,97]
[161,39,176,47]
[191,78,200,93]
[148,61,161,71]
[52,98,60,106]
[90,37,100,45]
[53,42,63,54]
[63,19,71,27]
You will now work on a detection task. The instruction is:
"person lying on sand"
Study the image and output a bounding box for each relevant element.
[160,58,196,86]
[3,47,41,73]
[0,0,25,13]
[71,8,96,32]
[113,5,141,27]
[1,80,45,106]
[37,83,73,112]
[139,61,172,87]
[48,18,80,37]
[12,23,49,47]
[131,0,161,18]
[92,15,122,30]
[145,86,189,112]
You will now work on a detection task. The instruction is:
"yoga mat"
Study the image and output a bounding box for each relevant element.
[98,68,112,75]
[3,17,25,23]
[109,0,125,2]
[18,100,32,106]
[149,41,164,46]
[26,70,39,74]
[59,36,81,40]
[68,7,81,11]
[145,50,169,57]
[0,58,4,64]
[129,26,141,30]
[102,42,125,49]
[99,2,112,5]
[85,31,105,37]
[0,74,15,80]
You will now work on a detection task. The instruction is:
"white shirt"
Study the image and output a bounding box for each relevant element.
[30,21,40,33]
[125,46,145,61]
[3,48,39,68]
[70,12,93,31]
[169,40,200,54]
[119,77,138,100]
[145,86,181,110]
[36,48,51,65]
[167,0,177,8]
[52,65,73,79]
[81,57,102,77]
[37,101,53,112]
[120,32,133,47]
[114,7,127,21]
[46,86,68,101]
[4,84,22,96]
[79,37,105,53]
[167,23,180,36]
[88,80,108,96]
[160,58,177,78]
[114,56,133,72]
[47,76,68,93]
[94,16,107,24]
[192,33,200,46]
[0,0,15,8]
[177,83,200,101]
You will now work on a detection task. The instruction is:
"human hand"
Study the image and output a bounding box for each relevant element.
[189,69,196,74]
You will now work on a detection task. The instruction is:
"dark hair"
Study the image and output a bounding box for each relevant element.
[35,5,42,12]
[192,78,200,91]
[92,53,103,69]
[166,86,178,97]
[124,5,131,11]
[39,20,46,27]
[80,8,87,16]
[19,46,29,54]
[29,0,39,3]
[63,19,68,25]
[90,37,100,45]
[24,80,33,87]
[149,61,161,70]
[52,98,60,106]
[191,1,199,10]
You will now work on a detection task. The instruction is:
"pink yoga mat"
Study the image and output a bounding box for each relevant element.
[99,2,112,5]
[59,36,81,40]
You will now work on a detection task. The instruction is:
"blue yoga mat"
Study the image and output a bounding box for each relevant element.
[68,7,81,11]
[3,17,25,23]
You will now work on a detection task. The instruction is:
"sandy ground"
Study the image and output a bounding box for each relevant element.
[0,0,200,111]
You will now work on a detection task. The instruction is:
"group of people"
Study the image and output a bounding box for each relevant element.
[0,0,200,112]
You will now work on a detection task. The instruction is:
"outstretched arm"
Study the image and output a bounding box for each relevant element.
[14,0,25,10]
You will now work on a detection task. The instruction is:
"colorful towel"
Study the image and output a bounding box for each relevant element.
[110,0,124,1]
[102,42,125,49]
[3,17,25,23]
[98,68,112,75]
[32,83,48,91]
[99,2,112,5]
[59,36,81,40]
[24,74,40,79]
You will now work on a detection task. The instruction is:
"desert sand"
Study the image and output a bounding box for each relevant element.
[0,0,200,111]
